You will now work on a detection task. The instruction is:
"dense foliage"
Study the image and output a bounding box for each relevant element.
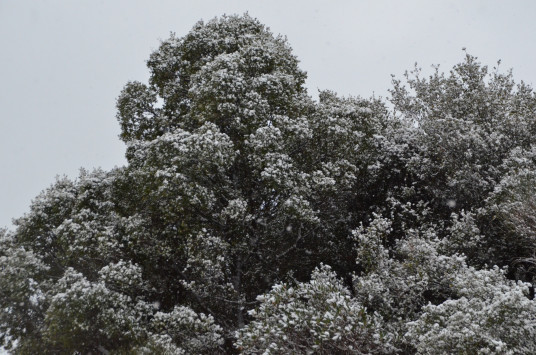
[2,14,536,354]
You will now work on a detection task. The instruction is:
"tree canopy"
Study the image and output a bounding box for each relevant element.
[2,14,536,354]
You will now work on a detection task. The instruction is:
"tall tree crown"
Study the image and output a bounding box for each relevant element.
[118,14,307,143]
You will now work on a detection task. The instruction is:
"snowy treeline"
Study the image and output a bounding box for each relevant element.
[1,14,536,354]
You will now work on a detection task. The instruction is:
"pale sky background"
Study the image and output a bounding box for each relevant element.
[1,0,535,229]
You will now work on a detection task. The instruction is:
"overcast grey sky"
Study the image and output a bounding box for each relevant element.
[1,0,535,229]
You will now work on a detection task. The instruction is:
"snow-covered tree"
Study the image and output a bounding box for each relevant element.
[390,53,536,215]
[236,264,396,354]
[2,14,536,354]
[406,265,536,354]
[353,211,536,353]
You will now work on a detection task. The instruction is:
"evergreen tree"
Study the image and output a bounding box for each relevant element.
[2,14,536,354]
